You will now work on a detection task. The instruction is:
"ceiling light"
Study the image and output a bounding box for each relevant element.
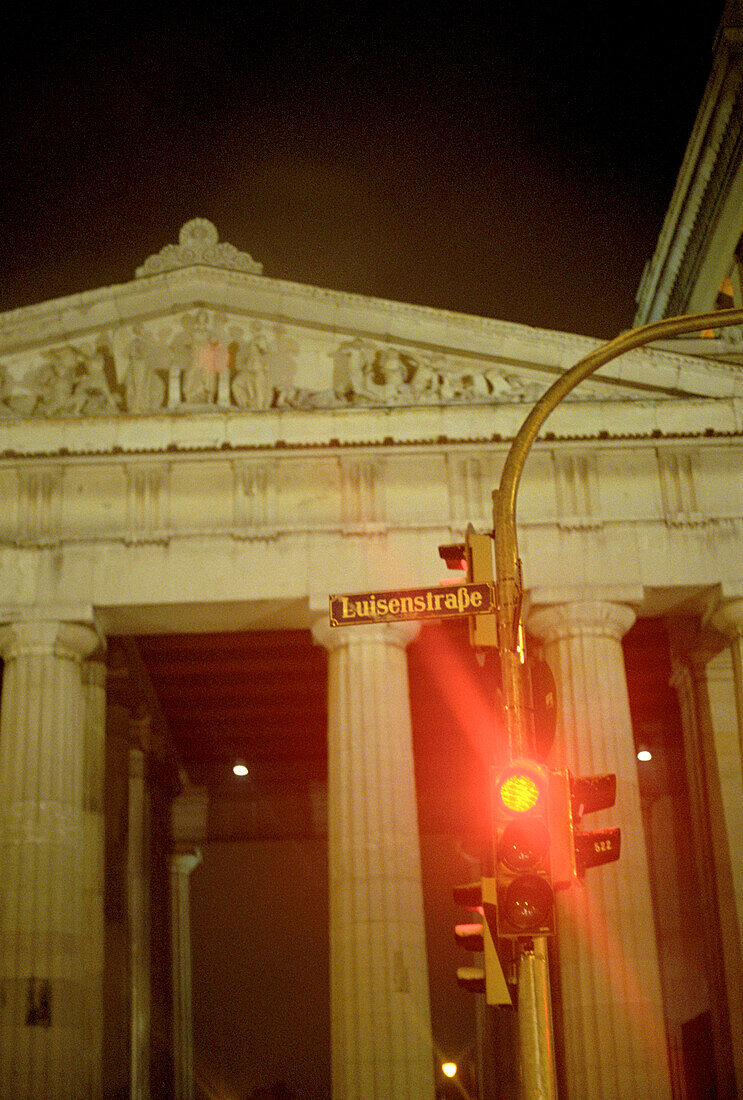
[637,746,652,762]
[232,760,249,777]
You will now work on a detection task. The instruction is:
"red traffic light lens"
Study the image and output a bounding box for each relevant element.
[499,819,549,873]
[502,875,554,932]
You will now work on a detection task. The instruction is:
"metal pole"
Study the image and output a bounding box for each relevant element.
[475,994,485,1100]
[517,938,555,1100]
[491,307,743,1098]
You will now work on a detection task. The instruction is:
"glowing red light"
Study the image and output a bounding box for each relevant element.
[499,772,540,813]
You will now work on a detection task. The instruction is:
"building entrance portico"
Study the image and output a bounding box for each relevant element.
[0,220,742,1097]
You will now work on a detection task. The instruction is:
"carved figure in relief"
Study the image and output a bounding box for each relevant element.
[232,327,270,409]
[372,348,409,402]
[27,344,119,416]
[264,323,300,393]
[0,361,22,416]
[334,338,375,402]
[408,355,442,401]
[182,312,217,404]
[178,310,228,405]
[73,346,120,413]
[123,332,166,413]
[448,370,491,400]
[29,350,79,415]
[491,372,546,403]
[335,340,423,404]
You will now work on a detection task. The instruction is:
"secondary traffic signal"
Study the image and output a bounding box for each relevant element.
[492,759,555,938]
[548,768,621,885]
[571,772,621,874]
[453,879,511,1004]
[438,525,497,646]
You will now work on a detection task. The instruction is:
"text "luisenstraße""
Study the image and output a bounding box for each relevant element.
[328,582,495,627]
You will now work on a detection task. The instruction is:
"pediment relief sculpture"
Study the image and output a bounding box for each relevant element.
[0,342,120,418]
[0,308,621,419]
[331,337,552,406]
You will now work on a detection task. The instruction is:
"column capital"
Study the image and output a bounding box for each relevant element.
[170,848,202,877]
[0,619,100,663]
[528,599,636,644]
[710,597,743,638]
[528,584,644,609]
[311,617,420,652]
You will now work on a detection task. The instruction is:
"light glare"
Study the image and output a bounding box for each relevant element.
[637,748,652,762]
[233,761,249,776]
[442,1062,457,1078]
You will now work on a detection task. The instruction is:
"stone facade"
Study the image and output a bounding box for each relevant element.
[3,17,743,1082]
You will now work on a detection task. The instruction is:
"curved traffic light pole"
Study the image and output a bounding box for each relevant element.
[491,306,743,1099]
[494,306,743,760]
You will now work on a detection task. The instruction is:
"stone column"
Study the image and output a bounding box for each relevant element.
[705,600,743,1091]
[81,657,107,1099]
[711,598,743,792]
[312,620,435,1100]
[668,636,741,1098]
[170,850,202,1100]
[528,600,672,1100]
[0,619,99,1100]
[128,717,152,1100]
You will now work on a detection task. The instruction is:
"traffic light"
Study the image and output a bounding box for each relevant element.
[571,771,621,874]
[548,768,621,885]
[438,525,497,646]
[453,878,511,1004]
[491,759,555,938]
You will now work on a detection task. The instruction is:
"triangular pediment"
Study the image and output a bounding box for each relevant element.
[0,221,741,455]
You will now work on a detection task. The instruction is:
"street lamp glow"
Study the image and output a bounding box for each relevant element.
[232,761,249,776]
[442,1062,457,1078]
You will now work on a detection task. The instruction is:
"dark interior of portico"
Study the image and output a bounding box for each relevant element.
[90,613,720,1098]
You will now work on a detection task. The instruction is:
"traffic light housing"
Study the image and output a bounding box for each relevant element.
[548,768,621,885]
[491,759,555,938]
[453,878,511,1004]
[438,525,497,646]
[571,772,621,874]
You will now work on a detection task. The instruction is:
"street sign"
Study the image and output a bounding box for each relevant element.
[329,582,495,627]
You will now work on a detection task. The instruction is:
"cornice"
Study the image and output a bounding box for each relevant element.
[0,261,601,359]
[635,8,743,323]
[0,396,739,461]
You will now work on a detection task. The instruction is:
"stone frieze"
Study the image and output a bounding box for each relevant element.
[0,308,620,420]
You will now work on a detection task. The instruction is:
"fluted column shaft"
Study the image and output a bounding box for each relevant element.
[707,599,743,1089]
[128,721,152,1100]
[528,601,672,1100]
[0,619,99,1100]
[81,659,106,1099]
[712,599,743,771]
[170,850,201,1100]
[312,620,435,1100]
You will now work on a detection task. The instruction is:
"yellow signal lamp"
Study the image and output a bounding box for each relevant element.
[495,760,548,816]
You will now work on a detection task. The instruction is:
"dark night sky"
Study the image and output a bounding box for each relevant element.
[0,2,727,338]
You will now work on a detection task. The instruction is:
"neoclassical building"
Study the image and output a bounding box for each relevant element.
[1,7,742,1099]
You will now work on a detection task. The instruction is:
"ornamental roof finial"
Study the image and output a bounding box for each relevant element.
[135,218,263,278]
